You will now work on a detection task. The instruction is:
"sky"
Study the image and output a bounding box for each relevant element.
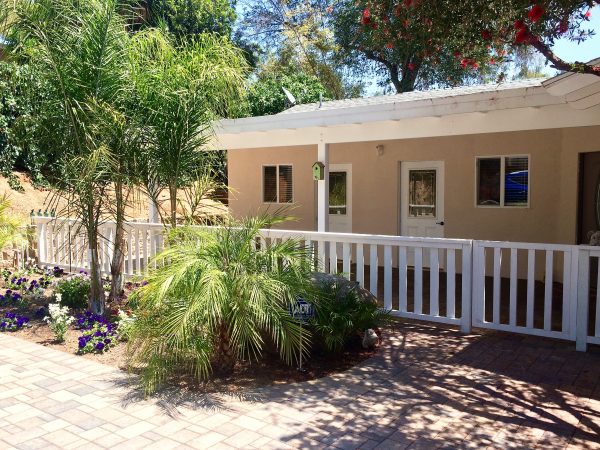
[542,6,600,76]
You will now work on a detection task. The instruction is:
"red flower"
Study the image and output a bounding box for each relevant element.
[515,28,530,44]
[404,0,413,6]
[361,8,371,25]
[481,30,492,40]
[528,4,545,23]
[453,51,461,58]
[471,62,479,69]
[489,58,496,65]
[584,9,592,19]
[386,42,393,49]
[460,58,469,69]
[403,19,410,28]
[408,63,415,70]
[514,19,526,30]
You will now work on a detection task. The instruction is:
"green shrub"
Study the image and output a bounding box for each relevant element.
[127,216,313,394]
[54,276,90,310]
[310,281,389,353]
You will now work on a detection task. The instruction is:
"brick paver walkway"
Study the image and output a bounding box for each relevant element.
[1,322,600,449]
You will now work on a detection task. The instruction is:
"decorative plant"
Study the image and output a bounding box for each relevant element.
[44,294,75,342]
[127,215,314,394]
[0,290,23,307]
[0,312,30,332]
[78,323,117,354]
[310,280,390,353]
[54,275,90,310]
[116,309,136,342]
[3,270,52,297]
[0,195,28,252]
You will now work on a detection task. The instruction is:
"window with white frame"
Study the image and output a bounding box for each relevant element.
[263,165,293,203]
[476,156,529,207]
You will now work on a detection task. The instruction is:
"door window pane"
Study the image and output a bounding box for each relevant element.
[263,166,277,202]
[477,158,501,206]
[329,172,347,215]
[409,170,436,217]
[504,157,528,206]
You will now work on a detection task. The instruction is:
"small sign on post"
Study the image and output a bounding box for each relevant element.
[289,298,315,373]
[289,299,315,323]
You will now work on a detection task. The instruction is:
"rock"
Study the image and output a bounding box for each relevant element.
[310,272,377,305]
[362,328,379,349]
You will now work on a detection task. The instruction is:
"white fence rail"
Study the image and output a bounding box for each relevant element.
[30,216,600,351]
[472,241,578,342]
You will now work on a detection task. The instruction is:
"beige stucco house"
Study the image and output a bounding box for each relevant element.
[216,68,600,247]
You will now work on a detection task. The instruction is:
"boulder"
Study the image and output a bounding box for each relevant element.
[310,272,378,306]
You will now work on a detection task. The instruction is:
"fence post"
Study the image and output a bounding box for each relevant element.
[471,241,485,329]
[461,241,473,333]
[576,248,589,352]
[36,219,46,265]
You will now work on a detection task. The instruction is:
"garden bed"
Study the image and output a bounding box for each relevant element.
[0,266,381,394]
[12,319,378,394]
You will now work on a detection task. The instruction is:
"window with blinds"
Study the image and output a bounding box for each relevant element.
[263,165,293,203]
[476,156,529,207]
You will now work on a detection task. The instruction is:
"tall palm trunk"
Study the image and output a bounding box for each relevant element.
[169,183,178,228]
[109,179,126,303]
[214,322,235,375]
[88,231,105,315]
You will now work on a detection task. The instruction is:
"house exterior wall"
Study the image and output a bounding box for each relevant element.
[228,126,600,245]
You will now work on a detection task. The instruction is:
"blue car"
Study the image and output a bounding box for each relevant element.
[505,170,528,205]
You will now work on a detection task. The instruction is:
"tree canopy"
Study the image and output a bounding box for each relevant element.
[332,0,598,93]
[144,0,237,38]
[247,64,329,116]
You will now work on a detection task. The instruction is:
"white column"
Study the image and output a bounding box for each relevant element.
[317,142,329,232]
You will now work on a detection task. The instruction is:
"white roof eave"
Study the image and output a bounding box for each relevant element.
[215,84,558,135]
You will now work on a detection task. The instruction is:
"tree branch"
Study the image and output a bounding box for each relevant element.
[529,39,600,76]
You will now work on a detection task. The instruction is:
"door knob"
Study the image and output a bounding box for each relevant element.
[436,221,445,225]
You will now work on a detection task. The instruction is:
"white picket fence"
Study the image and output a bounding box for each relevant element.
[31,216,600,351]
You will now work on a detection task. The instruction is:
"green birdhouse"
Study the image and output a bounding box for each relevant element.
[312,162,325,181]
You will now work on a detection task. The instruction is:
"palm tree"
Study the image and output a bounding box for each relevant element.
[13,0,134,314]
[127,215,314,394]
[129,30,247,227]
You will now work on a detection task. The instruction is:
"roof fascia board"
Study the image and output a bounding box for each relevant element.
[214,102,600,150]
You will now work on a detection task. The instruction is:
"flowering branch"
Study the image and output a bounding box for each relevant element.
[529,38,600,76]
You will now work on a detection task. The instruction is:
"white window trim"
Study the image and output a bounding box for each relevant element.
[262,164,293,204]
[475,154,530,208]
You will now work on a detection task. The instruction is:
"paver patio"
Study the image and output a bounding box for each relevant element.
[1,321,600,449]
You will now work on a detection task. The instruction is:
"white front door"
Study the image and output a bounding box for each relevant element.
[328,164,352,233]
[400,161,445,238]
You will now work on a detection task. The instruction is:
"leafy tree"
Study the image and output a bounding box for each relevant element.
[0,61,55,189]
[144,0,237,38]
[129,30,248,227]
[127,215,314,393]
[13,0,136,314]
[332,1,598,94]
[248,65,329,116]
[239,0,361,99]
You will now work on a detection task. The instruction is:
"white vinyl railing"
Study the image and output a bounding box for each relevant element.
[576,246,600,350]
[260,229,473,332]
[31,216,600,351]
